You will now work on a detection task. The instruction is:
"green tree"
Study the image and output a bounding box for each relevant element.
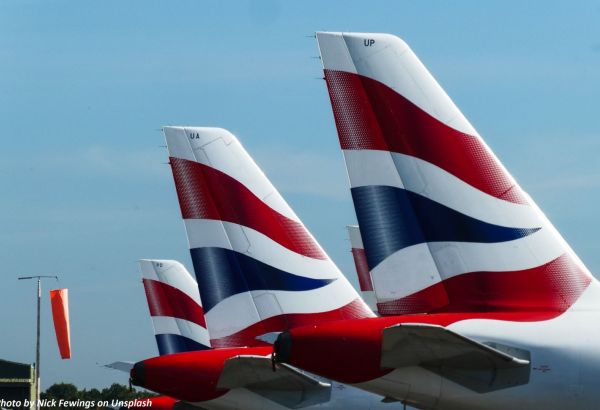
[100,383,152,402]
[42,383,155,410]
[42,383,80,401]
[79,388,102,402]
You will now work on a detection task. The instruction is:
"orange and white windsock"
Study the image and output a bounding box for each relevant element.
[50,289,71,359]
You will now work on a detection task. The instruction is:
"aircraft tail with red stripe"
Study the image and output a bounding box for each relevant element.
[139,259,210,355]
[347,225,377,313]
[163,126,374,348]
[317,32,595,317]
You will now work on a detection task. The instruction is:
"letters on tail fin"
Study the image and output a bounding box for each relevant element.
[346,225,377,313]
[139,259,211,355]
[317,32,594,317]
[163,126,374,348]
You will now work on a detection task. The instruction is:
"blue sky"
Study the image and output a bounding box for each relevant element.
[1,1,600,389]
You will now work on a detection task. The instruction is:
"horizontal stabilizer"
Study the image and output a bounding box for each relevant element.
[103,361,134,373]
[217,355,331,409]
[255,332,282,344]
[381,324,530,393]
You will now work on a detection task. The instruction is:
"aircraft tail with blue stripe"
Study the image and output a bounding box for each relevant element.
[139,259,211,355]
[317,32,595,317]
[163,126,374,348]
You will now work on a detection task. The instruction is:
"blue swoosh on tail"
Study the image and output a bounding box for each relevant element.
[352,185,540,269]
[190,247,336,312]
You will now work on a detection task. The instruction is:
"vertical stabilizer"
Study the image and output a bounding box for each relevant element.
[139,259,210,355]
[164,126,374,347]
[317,32,593,316]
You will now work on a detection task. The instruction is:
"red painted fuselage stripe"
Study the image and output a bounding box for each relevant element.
[139,346,271,402]
[286,308,576,385]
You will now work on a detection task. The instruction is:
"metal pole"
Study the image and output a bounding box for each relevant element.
[18,275,58,410]
[35,278,41,410]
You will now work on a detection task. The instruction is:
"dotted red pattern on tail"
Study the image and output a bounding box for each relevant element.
[351,248,374,292]
[170,156,326,260]
[377,253,592,316]
[324,69,527,204]
[143,279,207,328]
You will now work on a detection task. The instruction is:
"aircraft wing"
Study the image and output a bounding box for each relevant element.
[217,355,331,409]
[103,361,134,372]
[381,323,530,393]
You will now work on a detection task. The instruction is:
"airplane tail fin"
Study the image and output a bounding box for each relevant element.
[163,126,374,348]
[139,259,211,355]
[317,32,594,316]
[347,225,377,313]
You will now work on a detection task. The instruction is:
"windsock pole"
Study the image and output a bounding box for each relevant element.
[18,275,58,410]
